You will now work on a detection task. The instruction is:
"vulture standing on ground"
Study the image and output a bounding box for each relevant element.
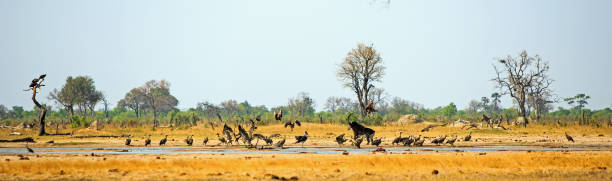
[351,137,364,148]
[294,131,309,148]
[203,137,209,146]
[144,135,151,146]
[392,131,404,145]
[26,143,34,153]
[372,138,382,147]
[445,135,457,146]
[336,134,347,145]
[414,137,425,146]
[275,137,286,149]
[185,135,194,146]
[217,133,227,145]
[464,132,472,141]
[159,135,168,146]
[125,137,132,146]
[565,132,575,142]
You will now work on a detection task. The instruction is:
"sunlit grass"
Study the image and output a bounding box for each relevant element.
[0,151,610,180]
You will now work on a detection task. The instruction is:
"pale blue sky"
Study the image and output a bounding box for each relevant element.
[1,0,611,111]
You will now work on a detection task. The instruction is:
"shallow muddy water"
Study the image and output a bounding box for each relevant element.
[1,145,611,155]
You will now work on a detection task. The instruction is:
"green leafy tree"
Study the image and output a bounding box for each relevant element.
[49,76,102,117]
[141,80,178,127]
[564,93,591,124]
[118,88,146,118]
[441,102,457,121]
[490,92,502,114]
[564,94,590,110]
[0,105,8,120]
[10,106,24,118]
[288,92,315,117]
[480,97,491,114]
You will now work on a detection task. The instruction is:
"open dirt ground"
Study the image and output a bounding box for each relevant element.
[1,123,612,180]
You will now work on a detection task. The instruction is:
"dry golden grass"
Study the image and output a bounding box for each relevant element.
[1,151,611,180]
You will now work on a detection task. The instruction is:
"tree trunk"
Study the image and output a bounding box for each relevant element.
[153,109,158,128]
[518,101,528,127]
[134,106,139,119]
[319,115,323,124]
[32,88,47,136]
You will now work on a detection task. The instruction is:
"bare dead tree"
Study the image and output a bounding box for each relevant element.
[527,84,555,121]
[492,50,551,127]
[26,74,48,136]
[337,43,385,118]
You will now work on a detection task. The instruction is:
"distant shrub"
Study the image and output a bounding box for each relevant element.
[70,115,89,128]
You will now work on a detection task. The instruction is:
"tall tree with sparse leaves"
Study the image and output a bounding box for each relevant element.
[493,50,551,127]
[337,43,385,118]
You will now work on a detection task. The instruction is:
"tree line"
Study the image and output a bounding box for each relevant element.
[2,44,611,129]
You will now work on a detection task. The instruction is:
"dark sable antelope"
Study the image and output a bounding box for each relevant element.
[346,113,375,145]
[294,131,309,148]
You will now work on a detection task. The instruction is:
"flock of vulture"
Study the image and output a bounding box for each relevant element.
[119,109,579,149]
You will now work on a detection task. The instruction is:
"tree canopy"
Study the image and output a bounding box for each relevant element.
[337,43,385,118]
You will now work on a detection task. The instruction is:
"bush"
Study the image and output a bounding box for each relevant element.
[364,114,384,126]
[70,115,90,128]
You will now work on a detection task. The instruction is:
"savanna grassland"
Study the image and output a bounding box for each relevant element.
[1,123,612,180]
[1,151,611,180]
